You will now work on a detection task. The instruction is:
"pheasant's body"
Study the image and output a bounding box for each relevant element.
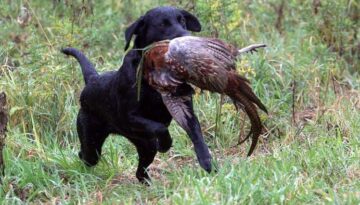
[142,36,267,156]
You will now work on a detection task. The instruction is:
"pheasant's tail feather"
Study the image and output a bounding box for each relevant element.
[232,92,263,156]
[237,126,252,145]
[235,75,268,113]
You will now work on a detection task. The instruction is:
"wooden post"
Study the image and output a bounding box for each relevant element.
[0,92,8,175]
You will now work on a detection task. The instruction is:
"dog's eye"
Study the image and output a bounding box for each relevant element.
[160,20,170,27]
[177,16,186,26]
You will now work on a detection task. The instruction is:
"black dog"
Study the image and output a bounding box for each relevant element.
[62,6,213,182]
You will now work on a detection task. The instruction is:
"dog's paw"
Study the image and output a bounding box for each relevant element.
[136,170,151,186]
[78,151,98,167]
[198,157,212,173]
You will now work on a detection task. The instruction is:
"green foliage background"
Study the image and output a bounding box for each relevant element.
[0,0,359,204]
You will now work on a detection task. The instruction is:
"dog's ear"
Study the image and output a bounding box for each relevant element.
[125,16,145,51]
[181,10,201,32]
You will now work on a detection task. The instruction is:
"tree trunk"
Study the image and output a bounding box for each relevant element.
[0,92,8,175]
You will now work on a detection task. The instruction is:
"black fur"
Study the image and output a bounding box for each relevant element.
[62,6,212,183]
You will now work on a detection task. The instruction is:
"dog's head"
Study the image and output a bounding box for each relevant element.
[124,6,201,50]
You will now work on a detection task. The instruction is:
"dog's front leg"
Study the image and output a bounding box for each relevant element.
[128,112,172,152]
[184,103,212,173]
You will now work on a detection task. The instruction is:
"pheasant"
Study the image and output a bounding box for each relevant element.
[139,36,267,156]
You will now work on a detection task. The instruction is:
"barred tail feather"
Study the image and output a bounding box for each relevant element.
[235,75,268,113]
[231,92,263,156]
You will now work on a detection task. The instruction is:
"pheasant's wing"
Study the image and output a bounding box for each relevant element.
[186,57,230,92]
[167,36,240,92]
[168,36,238,71]
[146,68,183,92]
[201,38,238,69]
[160,85,196,132]
[161,93,193,131]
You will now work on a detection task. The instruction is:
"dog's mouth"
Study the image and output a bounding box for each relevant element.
[161,31,190,41]
[173,31,190,38]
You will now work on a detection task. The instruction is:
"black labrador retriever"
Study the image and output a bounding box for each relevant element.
[62,6,212,182]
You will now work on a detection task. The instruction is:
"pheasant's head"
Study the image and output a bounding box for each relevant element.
[143,41,170,72]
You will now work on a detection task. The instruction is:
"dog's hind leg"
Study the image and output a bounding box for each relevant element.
[77,109,109,166]
[128,138,157,183]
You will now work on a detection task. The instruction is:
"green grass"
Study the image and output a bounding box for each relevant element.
[0,0,359,204]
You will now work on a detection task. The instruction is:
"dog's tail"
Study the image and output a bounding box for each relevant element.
[61,47,98,84]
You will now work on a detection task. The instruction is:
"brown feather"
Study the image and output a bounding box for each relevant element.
[228,73,268,113]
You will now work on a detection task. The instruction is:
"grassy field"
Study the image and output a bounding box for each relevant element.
[0,0,359,204]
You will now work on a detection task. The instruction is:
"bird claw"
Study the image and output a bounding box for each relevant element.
[251,49,258,53]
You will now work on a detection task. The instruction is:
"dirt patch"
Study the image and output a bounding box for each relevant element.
[7,180,33,201]
[295,106,317,124]
[346,165,360,181]
[110,172,138,186]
